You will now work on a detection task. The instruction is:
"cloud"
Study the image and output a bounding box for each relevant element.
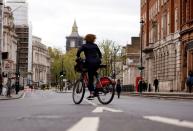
[28,0,140,50]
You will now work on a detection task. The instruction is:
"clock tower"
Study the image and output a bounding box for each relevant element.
[66,20,83,52]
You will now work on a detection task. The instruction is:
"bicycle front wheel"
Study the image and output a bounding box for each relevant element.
[72,80,85,104]
[97,83,115,105]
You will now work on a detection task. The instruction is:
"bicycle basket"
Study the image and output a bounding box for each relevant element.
[74,58,87,72]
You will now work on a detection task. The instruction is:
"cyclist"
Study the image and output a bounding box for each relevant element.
[76,34,102,99]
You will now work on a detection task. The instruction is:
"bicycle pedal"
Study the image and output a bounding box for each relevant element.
[87,96,94,100]
[87,98,94,100]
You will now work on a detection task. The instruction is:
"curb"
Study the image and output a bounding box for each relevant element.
[55,90,72,93]
[53,90,72,93]
[123,92,193,100]
[0,91,25,100]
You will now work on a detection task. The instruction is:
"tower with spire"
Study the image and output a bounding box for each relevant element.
[66,20,83,52]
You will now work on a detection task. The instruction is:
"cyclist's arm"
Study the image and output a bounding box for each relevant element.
[77,46,84,58]
[97,47,102,59]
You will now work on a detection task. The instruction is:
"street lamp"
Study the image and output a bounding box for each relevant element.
[59,56,65,92]
[138,19,145,93]
[139,19,145,76]
[15,41,20,94]
[113,48,117,80]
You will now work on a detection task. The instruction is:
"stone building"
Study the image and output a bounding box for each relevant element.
[32,36,50,87]
[0,0,3,74]
[6,0,32,85]
[2,6,17,80]
[122,37,140,87]
[180,0,193,91]
[66,20,83,52]
[141,0,181,91]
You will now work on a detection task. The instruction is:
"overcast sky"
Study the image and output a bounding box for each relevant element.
[28,0,140,50]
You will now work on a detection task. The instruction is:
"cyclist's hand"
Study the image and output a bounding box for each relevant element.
[76,57,81,62]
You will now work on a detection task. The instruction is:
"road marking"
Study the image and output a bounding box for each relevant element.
[143,116,193,129]
[66,117,99,131]
[92,107,123,113]
[84,99,97,106]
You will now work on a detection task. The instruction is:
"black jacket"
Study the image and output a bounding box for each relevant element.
[154,79,159,86]
[116,84,122,92]
[77,42,102,65]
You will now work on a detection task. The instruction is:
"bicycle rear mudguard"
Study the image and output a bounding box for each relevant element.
[97,77,116,88]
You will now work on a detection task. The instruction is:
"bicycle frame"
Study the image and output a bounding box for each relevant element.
[81,72,88,87]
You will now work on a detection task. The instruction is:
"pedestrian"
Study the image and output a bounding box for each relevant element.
[15,80,20,94]
[6,78,12,97]
[116,79,122,98]
[142,80,148,92]
[11,84,15,94]
[138,80,143,93]
[153,78,159,92]
[148,83,152,92]
[186,71,193,93]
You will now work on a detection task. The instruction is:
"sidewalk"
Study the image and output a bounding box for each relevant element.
[0,91,24,100]
[123,92,193,100]
[55,89,72,93]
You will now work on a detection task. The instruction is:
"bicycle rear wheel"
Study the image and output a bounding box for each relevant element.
[97,83,115,105]
[72,80,85,104]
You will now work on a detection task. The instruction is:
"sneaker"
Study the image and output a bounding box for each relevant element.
[87,95,94,100]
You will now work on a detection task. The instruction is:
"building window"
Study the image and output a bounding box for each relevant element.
[166,51,169,79]
[167,12,170,35]
[185,0,189,22]
[191,0,193,19]
[183,0,187,24]
[157,23,160,40]
[152,21,158,42]
[174,8,178,31]
[174,50,177,78]
[143,32,146,46]
[161,13,167,39]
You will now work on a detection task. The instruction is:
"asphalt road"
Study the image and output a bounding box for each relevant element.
[0,90,193,131]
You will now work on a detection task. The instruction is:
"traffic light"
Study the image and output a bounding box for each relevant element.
[137,66,145,70]
[60,71,66,77]
[15,72,20,78]
[60,71,63,76]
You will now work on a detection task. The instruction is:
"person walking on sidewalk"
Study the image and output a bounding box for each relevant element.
[143,80,148,92]
[6,78,12,97]
[186,71,193,93]
[154,78,159,92]
[116,79,122,98]
[138,80,143,94]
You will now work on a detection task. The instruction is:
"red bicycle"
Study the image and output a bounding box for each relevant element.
[73,58,115,105]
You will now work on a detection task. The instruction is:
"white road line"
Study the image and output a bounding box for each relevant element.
[92,107,123,113]
[144,116,193,129]
[84,99,97,106]
[66,117,99,131]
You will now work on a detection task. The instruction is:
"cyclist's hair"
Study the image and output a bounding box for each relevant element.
[84,34,96,43]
